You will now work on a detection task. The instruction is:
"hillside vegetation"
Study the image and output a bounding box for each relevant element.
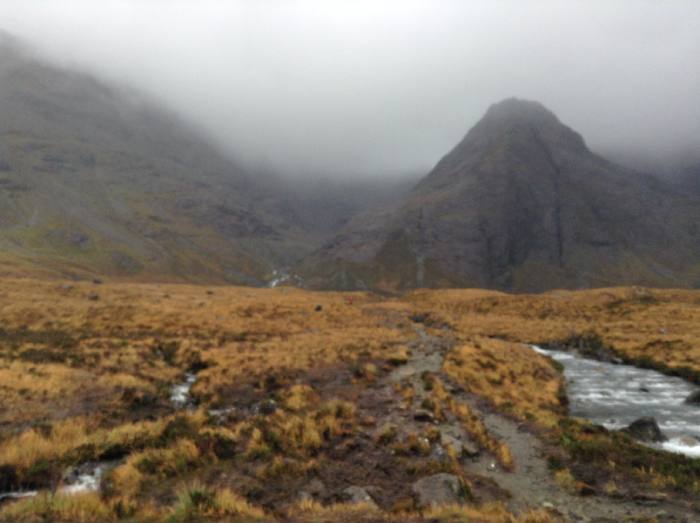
[0,278,699,521]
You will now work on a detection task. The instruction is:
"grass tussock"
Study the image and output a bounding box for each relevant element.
[424,503,563,522]
[448,400,513,470]
[558,418,700,494]
[443,338,565,428]
[0,492,115,523]
[169,481,267,522]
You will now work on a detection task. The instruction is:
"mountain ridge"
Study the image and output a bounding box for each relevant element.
[299,98,700,292]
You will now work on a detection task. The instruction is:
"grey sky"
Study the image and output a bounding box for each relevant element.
[1,0,698,177]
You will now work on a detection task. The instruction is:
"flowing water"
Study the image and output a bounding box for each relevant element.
[533,346,700,457]
[170,372,197,408]
[0,461,113,503]
[60,462,109,494]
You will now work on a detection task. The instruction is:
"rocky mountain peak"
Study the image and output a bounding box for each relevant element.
[482,97,559,125]
[462,97,589,156]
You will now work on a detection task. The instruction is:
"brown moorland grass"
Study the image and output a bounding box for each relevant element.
[0,278,699,520]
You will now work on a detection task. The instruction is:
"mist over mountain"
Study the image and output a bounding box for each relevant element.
[0,34,420,283]
[300,99,700,292]
[0,38,300,282]
[1,1,699,178]
[3,8,700,520]
[0,14,699,292]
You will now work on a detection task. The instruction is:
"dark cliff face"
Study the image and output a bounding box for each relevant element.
[300,98,700,292]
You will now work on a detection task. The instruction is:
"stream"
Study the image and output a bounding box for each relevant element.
[0,461,113,503]
[2,373,199,503]
[533,346,700,458]
[170,372,197,408]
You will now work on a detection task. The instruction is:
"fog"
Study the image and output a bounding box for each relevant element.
[1,0,699,178]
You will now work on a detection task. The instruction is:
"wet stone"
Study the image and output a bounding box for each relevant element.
[684,390,700,405]
[411,473,466,508]
[624,417,667,443]
[298,479,326,501]
[413,409,435,422]
[342,486,378,508]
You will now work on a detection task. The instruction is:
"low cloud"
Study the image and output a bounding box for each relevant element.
[1,0,698,177]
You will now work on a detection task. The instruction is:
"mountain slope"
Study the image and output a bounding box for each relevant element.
[300,98,700,292]
[0,34,319,284]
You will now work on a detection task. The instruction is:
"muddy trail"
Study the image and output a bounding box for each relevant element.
[371,323,699,522]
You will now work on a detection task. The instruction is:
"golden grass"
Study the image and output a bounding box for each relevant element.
[0,492,115,523]
[409,287,700,379]
[424,503,562,522]
[0,417,91,471]
[443,338,565,428]
[1,277,699,520]
[448,400,513,470]
[169,481,267,522]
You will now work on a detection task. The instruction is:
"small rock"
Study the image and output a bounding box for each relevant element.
[684,390,700,405]
[297,491,312,502]
[342,486,378,508]
[208,407,237,424]
[633,491,667,503]
[541,501,555,509]
[314,305,323,312]
[440,433,479,458]
[441,434,460,453]
[411,473,466,508]
[360,415,377,427]
[461,440,479,457]
[678,435,700,447]
[413,409,435,422]
[298,479,326,501]
[304,478,326,497]
[623,417,667,442]
[255,399,277,416]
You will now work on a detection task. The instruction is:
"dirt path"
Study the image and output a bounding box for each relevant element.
[383,324,698,522]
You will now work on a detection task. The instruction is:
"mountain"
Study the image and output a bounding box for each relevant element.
[678,161,700,194]
[0,34,327,284]
[299,98,700,292]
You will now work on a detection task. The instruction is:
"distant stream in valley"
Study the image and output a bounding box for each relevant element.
[532,346,700,458]
[170,372,197,408]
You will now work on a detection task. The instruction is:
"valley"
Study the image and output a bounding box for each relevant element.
[0,9,699,522]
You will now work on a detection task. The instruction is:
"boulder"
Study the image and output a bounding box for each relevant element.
[677,435,700,447]
[623,417,667,442]
[411,473,466,508]
[684,391,700,405]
